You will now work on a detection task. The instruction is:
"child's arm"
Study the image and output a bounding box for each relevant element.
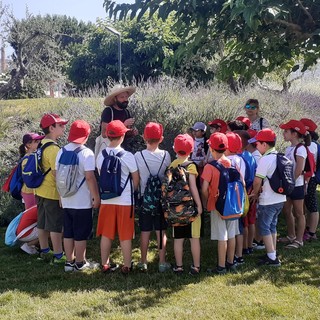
[250,176,263,201]
[85,170,100,209]
[189,173,202,215]
[294,155,305,181]
[201,180,209,211]
[131,171,140,191]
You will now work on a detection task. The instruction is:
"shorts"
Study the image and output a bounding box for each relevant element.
[139,211,167,232]
[172,215,201,239]
[97,204,134,241]
[210,210,239,241]
[287,185,305,200]
[63,208,93,241]
[305,177,318,213]
[243,202,257,227]
[19,227,38,242]
[257,202,284,236]
[36,196,64,233]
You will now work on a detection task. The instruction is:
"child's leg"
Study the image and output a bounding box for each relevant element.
[38,229,50,250]
[226,238,235,264]
[155,230,167,264]
[292,199,306,243]
[100,236,112,266]
[248,224,255,249]
[120,240,132,268]
[235,234,243,257]
[243,226,248,250]
[174,238,184,266]
[64,238,75,262]
[74,240,87,263]
[217,240,227,267]
[307,212,319,234]
[190,238,200,268]
[282,199,296,239]
[50,232,63,254]
[140,231,151,264]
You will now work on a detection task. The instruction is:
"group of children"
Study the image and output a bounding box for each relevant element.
[9,96,319,275]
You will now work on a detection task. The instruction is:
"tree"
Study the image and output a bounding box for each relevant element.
[104,0,320,84]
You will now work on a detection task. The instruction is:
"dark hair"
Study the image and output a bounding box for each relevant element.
[233,130,250,148]
[145,138,161,144]
[213,149,225,154]
[228,120,249,131]
[257,140,276,148]
[290,129,311,147]
[108,136,122,141]
[42,123,56,135]
[19,144,26,158]
[309,131,319,142]
[245,99,259,107]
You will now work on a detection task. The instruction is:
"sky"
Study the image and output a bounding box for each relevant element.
[2,0,133,23]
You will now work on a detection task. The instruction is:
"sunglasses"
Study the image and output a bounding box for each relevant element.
[245,105,257,110]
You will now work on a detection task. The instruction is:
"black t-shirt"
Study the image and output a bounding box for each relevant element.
[100,106,131,124]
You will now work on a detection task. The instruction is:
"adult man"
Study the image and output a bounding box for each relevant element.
[95,84,137,157]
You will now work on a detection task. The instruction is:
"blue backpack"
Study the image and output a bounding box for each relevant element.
[9,156,27,200]
[315,142,320,184]
[239,151,257,190]
[22,141,57,188]
[210,160,245,220]
[99,149,131,200]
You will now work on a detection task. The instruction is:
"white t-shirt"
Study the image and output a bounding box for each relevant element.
[250,117,270,131]
[285,145,307,186]
[134,149,171,195]
[309,141,317,166]
[255,150,286,205]
[251,149,262,165]
[96,146,138,205]
[55,142,95,209]
[227,154,246,180]
[191,137,206,165]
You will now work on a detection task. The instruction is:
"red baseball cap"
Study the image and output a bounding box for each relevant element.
[106,120,129,137]
[247,129,257,139]
[40,113,68,129]
[68,120,91,144]
[208,119,227,133]
[279,120,307,135]
[300,118,317,132]
[23,133,45,144]
[226,132,242,153]
[248,128,276,143]
[174,134,194,155]
[236,116,251,128]
[208,132,228,151]
[143,122,163,140]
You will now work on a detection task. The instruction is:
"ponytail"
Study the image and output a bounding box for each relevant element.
[303,132,311,147]
[19,144,26,158]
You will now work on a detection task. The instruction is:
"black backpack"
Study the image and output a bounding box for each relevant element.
[267,153,295,195]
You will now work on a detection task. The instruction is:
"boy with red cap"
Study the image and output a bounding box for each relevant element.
[55,120,100,272]
[36,113,68,264]
[169,134,202,275]
[96,120,139,274]
[249,129,286,266]
[201,132,239,274]
[134,122,171,272]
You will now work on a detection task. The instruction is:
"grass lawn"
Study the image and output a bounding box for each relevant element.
[0,213,319,320]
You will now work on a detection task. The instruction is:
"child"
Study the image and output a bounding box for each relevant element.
[279,120,310,249]
[134,122,171,272]
[56,120,100,272]
[225,132,246,264]
[300,118,319,241]
[96,120,139,274]
[35,113,68,264]
[202,132,238,274]
[206,119,227,163]
[19,133,44,209]
[249,129,286,266]
[169,134,202,275]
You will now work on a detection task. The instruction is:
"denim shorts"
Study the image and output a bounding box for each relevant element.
[257,202,284,236]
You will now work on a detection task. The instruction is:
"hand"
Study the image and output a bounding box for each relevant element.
[131,127,139,136]
[124,118,135,128]
[197,206,203,216]
[249,193,258,203]
[92,196,101,209]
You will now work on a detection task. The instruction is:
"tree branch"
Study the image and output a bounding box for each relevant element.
[296,0,315,25]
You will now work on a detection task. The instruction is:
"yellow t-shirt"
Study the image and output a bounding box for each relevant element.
[34,138,60,200]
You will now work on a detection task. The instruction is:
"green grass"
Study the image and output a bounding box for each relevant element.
[1,213,320,320]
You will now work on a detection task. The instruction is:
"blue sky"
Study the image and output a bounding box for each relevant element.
[2,0,133,23]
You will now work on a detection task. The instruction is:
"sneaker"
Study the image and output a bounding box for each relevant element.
[303,231,318,242]
[207,266,227,275]
[172,265,184,275]
[51,255,67,265]
[226,261,237,273]
[75,260,100,272]
[64,260,75,272]
[20,243,38,255]
[253,239,265,250]
[257,255,281,267]
[234,256,245,264]
[37,250,53,262]
[120,265,132,275]
[102,262,119,273]
[189,265,200,275]
[159,262,171,273]
[242,248,250,255]
[137,262,148,272]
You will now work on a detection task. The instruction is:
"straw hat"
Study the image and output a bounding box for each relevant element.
[104,84,136,106]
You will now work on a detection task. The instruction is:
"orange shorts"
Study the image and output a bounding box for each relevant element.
[96,204,134,241]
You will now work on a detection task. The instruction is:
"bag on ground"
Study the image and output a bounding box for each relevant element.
[161,162,198,226]
[56,146,86,197]
[5,212,24,246]
[210,160,245,220]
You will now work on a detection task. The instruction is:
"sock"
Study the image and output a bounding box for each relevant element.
[267,251,276,261]
[54,252,63,259]
[40,247,50,254]
[76,261,85,268]
[309,232,315,236]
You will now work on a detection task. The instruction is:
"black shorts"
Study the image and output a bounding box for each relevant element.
[139,211,167,232]
[287,185,305,200]
[305,177,318,213]
[63,208,93,241]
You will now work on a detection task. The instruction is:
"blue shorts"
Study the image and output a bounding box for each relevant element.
[287,185,305,200]
[63,208,93,241]
[257,202,284,236]
[139,211,167,232]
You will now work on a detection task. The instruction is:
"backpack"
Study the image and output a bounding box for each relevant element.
[210,160,245,220]
[99,149,131,200]
[22,141,57,188]
[140,151,166,216]
[161,162,198,226]
[294,143,316,181]
[239,151,257,190]
[56,146,86,198]
[315,142,320,184]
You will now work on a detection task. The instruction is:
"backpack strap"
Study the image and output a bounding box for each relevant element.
[259,117,264,130]
[140,151,167,176]
[39,141,58,176]
[74,145,87,190]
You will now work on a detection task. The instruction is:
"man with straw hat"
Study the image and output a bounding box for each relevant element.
[95,84,137,158]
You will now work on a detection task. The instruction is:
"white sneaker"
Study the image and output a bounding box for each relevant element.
[74,260,100,272]
[20,243,38,255]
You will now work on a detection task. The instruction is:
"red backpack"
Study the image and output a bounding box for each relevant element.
[294,143,316,181]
